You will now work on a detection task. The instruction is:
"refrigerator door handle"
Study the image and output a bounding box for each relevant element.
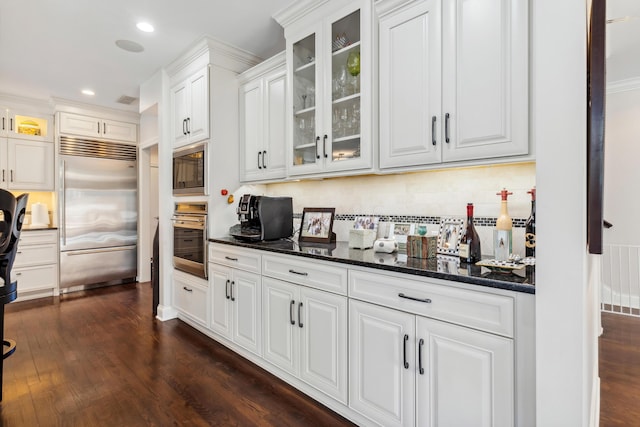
[61,160,66,246]
[66,246,137,256]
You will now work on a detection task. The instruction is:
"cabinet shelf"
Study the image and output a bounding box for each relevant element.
[294,142,317,150]
[332,41,361,57]
[294,106,316,116]
[333,135,360,143]
[294,61,316,74]
[332,93,360,105]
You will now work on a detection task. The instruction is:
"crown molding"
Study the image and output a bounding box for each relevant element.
[0,93,53,114]
[273,0,330,28]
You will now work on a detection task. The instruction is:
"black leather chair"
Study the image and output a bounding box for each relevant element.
[0,190,28,401]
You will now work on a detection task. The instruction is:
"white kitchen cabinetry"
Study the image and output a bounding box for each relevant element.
[58,112,137,143]
[239,53,287,183]
[1,108,53,142]
[276,0,374,177]
[14,229,58,298]
[171,66,209,148]
[208,246,262,356]
[173,270,209,327]
[262,253,348,404]
[378,0,529,169]
[349,269,515,427]
[262,276,348,404]
[0,139,54,190]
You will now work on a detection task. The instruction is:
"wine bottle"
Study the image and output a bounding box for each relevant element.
[494,189,513,261]
[459,203,481,263]
[525,187,536,258]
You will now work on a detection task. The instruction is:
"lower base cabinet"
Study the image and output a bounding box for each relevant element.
[14,229,58,297]
[349,299,514,427]
[173,271,209,327]
[262,276,348,404]
[209,263,262,356]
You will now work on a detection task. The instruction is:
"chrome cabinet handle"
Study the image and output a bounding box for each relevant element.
[431,116,437,146]
[97,121,100,134]
[230,281,235,301]
[288,269,308,276]
[262,150,267,168]
[10,170,13,182]
[9,118,13,131]
[2,117,4,131]
[418,338,425,375]
[290,300,296,325]
[258,151,262,169]
[225,256,238,262]
[186,118,191,134]
[103,122,107,135]
[315,136,321,159]
[398,293,432,304]
[183,286,193,292]
[445,113,450,143]
[225,279,230,299]
[323,134,328,158]
[1,169,4,182]
[298,302,303,328]
[403,334,409,369]
[182,119,187,135]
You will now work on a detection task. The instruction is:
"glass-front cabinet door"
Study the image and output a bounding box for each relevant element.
[291,31,320,171]
[287,0,372,177]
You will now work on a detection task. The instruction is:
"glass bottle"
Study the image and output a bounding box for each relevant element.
[525,187,536,258]
[494,189,513,261]
[459,203,481,263]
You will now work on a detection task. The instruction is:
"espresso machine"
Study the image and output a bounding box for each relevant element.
[229,194,293,241]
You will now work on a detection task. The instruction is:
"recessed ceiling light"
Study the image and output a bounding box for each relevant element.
[136,22,154,33]
[115,39,144,53]
[82,89,95,96]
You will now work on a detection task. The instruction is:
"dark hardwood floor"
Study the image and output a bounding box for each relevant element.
[0,283,355,426]
[599,312,640,427]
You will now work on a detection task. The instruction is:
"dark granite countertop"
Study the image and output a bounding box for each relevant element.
[210,237,535,295]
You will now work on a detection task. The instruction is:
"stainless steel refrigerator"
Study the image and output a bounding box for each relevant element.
[59,137,138,289]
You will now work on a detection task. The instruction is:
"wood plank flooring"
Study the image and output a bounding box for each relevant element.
[0,283,355,426]
[599,312,640,427]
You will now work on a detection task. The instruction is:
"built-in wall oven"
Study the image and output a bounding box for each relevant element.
[171,202,207,278]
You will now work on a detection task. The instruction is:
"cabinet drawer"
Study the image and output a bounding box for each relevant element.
[263,254,347,295]
[174,272,208,326]
[15,264,57,292]
[349,269,514,337]
[19,230,57,246]
[14,244,57,267]
[208,243,261,274]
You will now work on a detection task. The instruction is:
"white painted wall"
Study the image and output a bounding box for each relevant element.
[603,87,640,246]
[534,1,597,426]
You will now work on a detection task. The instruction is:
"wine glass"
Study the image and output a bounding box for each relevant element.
[346,51,360,94]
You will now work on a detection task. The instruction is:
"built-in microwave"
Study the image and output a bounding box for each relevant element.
[173,143,207,196]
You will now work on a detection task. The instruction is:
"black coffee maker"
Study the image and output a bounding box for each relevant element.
[229,194,293,241]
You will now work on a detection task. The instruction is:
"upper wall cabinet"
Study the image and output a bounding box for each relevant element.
[239,52,287,183]
[0,108,53,143]
[378,0,529,169]
[171,66,210,148]
[275,0,374,178]
[58,112,137,143]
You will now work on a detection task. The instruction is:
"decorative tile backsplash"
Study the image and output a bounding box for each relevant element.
[270,162,535,256]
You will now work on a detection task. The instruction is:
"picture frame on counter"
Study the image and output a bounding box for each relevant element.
[299,207,336,244]
[437,218,463,255]
[389,222,414,251]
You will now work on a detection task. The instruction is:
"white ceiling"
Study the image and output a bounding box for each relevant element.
[0,0,292,112]
[1,0,638,114]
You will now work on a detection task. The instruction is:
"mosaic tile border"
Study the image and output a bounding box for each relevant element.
[294,213,527,228]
